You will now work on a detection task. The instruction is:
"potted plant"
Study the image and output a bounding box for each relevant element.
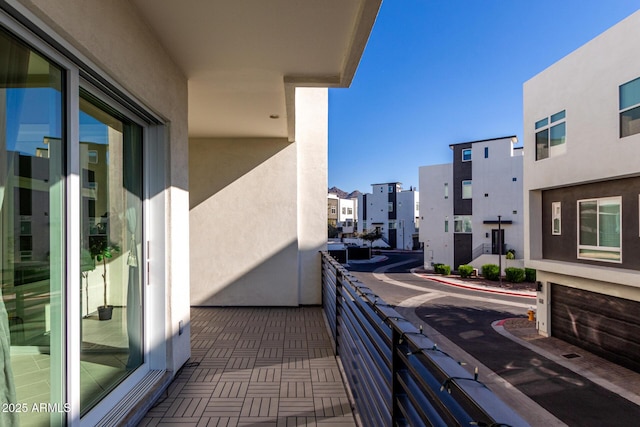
[89,235,120,321]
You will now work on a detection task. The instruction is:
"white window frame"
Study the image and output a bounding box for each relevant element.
[535,110,566,161]
[577,196,622,263]
[453,215,472,233]
[552,201,561,235]
[620,77,640,138]
[462,148,472,162]
[461,180,472,199]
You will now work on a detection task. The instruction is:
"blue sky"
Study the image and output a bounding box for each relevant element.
[328,1,640,193]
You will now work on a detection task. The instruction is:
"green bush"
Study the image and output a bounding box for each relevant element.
[505,267,525,283]
[433,263,451,275]
[482,264,500,281]
[458,265,474,278]
[525,268,536,282]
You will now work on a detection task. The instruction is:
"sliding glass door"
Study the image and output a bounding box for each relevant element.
[0,21,148,425]
[0,27,65,426]
[78,92,144,414]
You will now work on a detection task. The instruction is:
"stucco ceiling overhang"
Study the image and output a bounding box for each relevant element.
[131,0,381,141]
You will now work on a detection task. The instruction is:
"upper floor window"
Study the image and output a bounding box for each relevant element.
[535,110,566,160]
[484,147,489,158]
[388,185,394,193]
[347,207,353,215]
[388,202,394,212]
[620,77,640,138]
[462,148,472,162]
[462,180,472,199]
[578,197,621,262]
[444,183,449,199]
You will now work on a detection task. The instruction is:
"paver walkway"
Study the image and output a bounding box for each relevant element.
[138,307,356,426]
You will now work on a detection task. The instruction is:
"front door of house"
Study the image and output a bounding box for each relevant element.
[491,229,505,254]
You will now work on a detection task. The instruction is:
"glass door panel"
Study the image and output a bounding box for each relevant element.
[0,28,65,426]
[79,94,143,414]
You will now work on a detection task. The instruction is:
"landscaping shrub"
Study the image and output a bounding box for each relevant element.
[458,265,474,278]
[482,264,500,281]
[525,268,537,282]
[433,263,451,275]
[505,267,525,283]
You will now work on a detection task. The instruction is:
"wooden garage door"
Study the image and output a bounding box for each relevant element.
[551,283,640,373]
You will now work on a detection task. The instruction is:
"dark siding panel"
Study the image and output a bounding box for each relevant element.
[542,176,640,270]
[551,284,640,373]
[389,229,397,249]
[453,233,472,268]
[388,191,397,220]
[452,143,473,215]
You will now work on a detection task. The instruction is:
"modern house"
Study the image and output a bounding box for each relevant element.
[0,0,381,425]
[328,193,357,238]
[524,10,640,373]
[358,182,419,250]
[419,136,523,271]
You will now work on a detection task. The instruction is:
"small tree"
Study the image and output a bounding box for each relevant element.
[359,229,382,248]
[89,237,120,309]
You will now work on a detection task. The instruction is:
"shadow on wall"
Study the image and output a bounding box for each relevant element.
[190,238,300,306]
[188,137,291,209]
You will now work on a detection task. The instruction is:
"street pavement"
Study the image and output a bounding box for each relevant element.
[345,251,640,427]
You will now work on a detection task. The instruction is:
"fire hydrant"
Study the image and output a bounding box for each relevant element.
[527,307,536,322]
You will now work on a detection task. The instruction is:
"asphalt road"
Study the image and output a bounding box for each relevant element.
[347,251,640,427]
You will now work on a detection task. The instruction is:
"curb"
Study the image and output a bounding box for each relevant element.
[414,272,536,298]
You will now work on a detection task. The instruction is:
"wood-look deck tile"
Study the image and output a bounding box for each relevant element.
[196,417,239,427]
[279,382,312,398]
[240,397,279,417]
[141,307,356,426]
[277,398,315,417]
[211,381,248,398]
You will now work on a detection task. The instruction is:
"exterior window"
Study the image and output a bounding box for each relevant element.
[330,206,336,214]
[462,148,472,161]
[535,110,566,160]
[444,183,449,199]
[444,220,449,233]
[415,202,419,211]
[388,202,394,212]
[454,216,472,233]
[388,185,394,193]
[462,180,472,199]
[512,177,517,182]
[578,197,621,262]
[389,221,396,229]
[342,207,346,214]
[552,202,561,235]
[620,77,640,137]
[484,147,489,158]
[347,207,353,215]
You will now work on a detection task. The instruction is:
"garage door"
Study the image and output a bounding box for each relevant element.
[551,283,640,373]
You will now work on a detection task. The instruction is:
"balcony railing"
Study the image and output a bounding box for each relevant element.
[321,252,529,427]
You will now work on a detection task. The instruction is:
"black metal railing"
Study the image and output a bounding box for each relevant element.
[321,252,529,427]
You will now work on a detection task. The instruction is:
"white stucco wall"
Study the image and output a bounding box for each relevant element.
[190,89,328,306]
[190,137,299,306]
[296,88,328,305]
[17,0,190,373]
[472,139,524,259]
[419,164,454,268]
[396,190,418,250]
[524,11,640,193]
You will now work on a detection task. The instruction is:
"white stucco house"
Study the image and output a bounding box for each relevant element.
[419,136,523,272]
[358,182,419,250]
[524,10,640,374]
